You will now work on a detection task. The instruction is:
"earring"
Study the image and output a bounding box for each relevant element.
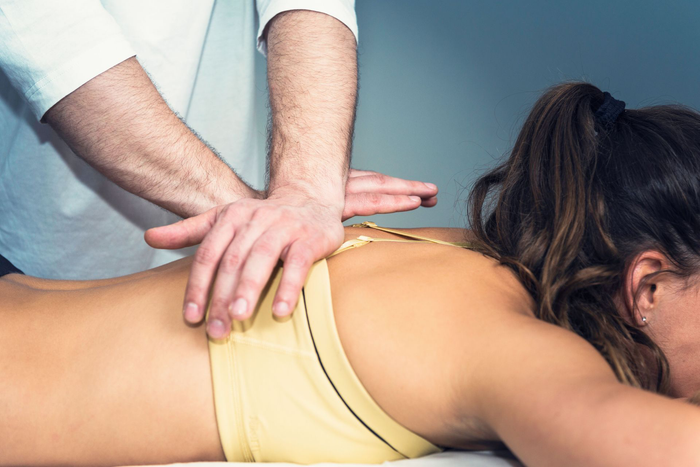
[642,316,647,323]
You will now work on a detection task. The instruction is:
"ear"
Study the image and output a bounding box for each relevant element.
[623,250,671,327]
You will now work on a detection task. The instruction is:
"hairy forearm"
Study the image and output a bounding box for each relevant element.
[44,57,257,218]
[265,10,358,206]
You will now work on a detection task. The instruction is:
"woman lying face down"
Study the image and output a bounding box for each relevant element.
[468,83,700,400]
[1,82,700,467]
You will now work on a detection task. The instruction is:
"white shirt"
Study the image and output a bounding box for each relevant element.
[0,0,358,279]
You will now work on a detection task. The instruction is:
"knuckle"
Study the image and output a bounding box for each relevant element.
[209,298,230,315]
[405,181,420,192]
[252,238,279,259]
[237,277,260,293]
[220,251,243,273]
[194,246,219,266]
[280,277,302,292]
[285,252,311,268]
[366,193,383,206]
[252,206,279,223]
[295,225,313,238]
[222,204,237,217]
[251,208,268,221]
[371,173,387,185]
[223,205,245,223]
[186,284,209,301]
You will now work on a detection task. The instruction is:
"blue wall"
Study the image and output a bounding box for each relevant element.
[256,1,700,227]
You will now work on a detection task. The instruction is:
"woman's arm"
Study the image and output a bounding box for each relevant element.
[469,314,700,466]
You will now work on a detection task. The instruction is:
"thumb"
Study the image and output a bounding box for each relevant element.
[144,207,219,249]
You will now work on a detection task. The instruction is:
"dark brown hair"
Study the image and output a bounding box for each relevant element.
[468,82,700,392]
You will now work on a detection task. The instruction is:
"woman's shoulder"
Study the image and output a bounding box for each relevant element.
[328,223,538,445]
[335,223,530,317]
[327,227,630,450]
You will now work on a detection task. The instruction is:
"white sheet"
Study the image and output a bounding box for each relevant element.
[123,450,523,467]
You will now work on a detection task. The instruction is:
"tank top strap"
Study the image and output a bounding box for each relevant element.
[351,221,474,248]
[327,221,476,259]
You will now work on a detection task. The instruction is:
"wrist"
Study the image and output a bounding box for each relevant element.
[181,147,263,215]
[267,182,345,213]
[196,180,263,215]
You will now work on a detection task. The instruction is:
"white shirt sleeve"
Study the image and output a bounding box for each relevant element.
[0,0,136,121]
[255,0,358,55]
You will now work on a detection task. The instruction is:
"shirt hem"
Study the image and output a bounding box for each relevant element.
[256,0,358,55]
[25,37,136,120]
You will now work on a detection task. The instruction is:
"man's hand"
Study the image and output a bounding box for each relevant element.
[343,169,438,216]
[146,9,439,340]
[145,170,438,338]
[165,195,344,339]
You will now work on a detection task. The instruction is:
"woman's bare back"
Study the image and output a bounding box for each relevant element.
[0,257,225,466]
[328,226,535,449]
[0,226,535,465]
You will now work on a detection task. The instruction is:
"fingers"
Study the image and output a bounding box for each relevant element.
[145,207,220,249]
[236,231,292,317]
[341,171,440,220]
[181,208,239,325]
[207,226,286,335]
[345,172,438,199]
[206,225,329,336]
[273,239,319,317]
[169,196,344,339]
[342,193,423,220]
[421,195,438,208]
[203,221,267,337]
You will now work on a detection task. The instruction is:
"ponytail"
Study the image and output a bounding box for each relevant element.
[469,83,676,391]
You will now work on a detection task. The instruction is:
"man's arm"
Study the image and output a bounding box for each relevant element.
[44,57,258,218]
[149,10,437,338]
[265,10,357,205]
[42,29,436,339]
[258,9,358,309]
[163,11,358,337]
[40,8,437,338]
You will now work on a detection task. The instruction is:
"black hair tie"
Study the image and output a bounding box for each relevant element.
[594,92,626,127]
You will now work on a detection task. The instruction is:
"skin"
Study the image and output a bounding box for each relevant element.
[44,10,439,341]
[2,226,700,467]
[621,250,700,397]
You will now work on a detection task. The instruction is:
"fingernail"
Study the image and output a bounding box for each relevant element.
[184,302,199,322]
[273,301,289,316]
[409,196,421,202]
[207,319,226,338]
[424,182,437,190]
[230,298,247,318]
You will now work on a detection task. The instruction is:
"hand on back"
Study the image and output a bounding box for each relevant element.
[145,169,438,338]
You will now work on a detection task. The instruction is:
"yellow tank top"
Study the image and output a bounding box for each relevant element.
[208,222,474,463]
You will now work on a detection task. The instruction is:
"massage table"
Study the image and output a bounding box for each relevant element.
[124,449,524,467]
